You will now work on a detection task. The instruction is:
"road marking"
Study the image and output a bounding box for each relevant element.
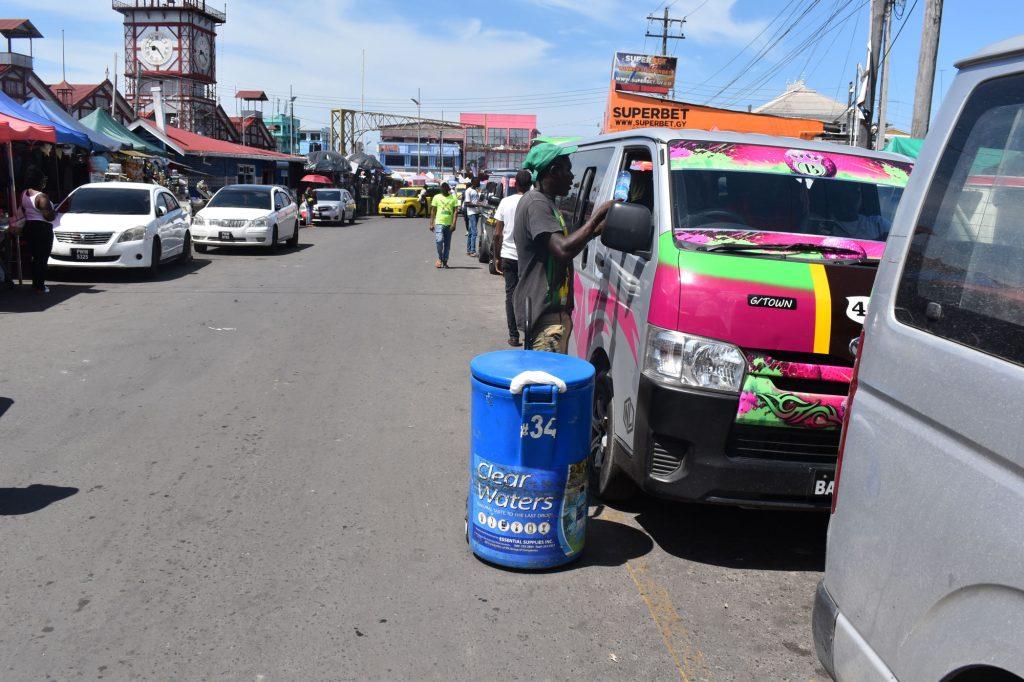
[599,507,707,681]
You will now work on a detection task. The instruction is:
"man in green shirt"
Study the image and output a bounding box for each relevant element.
[429,183,459,269]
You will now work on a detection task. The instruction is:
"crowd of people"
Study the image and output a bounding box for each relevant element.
[426,142,613,354]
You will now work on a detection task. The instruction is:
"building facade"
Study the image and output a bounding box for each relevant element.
[297,127,329,155]
[265,113,300,154]
[0,19,62,104]
[378,121,465,174]
[49,79,136,124]
[460,113,538,173]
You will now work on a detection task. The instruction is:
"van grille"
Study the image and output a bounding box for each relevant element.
[650,436,687,478]
[54,232,113,244]
[727,425,839,464]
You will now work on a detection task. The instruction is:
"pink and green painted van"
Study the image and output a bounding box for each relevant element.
[560,129,912,509]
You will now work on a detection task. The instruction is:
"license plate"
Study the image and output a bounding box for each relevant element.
[71,248,92,261]
[812,470,835,497]
[218,231,233,241]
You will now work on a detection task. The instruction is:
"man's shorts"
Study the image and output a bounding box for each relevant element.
[528,312,572,354]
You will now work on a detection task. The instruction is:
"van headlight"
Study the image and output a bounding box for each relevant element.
[643,326,746,393]
[247,216,269,227]
[116,226,148,243]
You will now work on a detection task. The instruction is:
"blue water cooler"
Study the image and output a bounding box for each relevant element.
[468,350,595,569]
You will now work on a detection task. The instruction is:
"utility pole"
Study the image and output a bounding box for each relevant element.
[360,48,365,146]
[645,7,685,56]
[846,80,855,146]
[112,53,118,116]
[875,0,894,150]
[858,0,888,148]
[411,88,421,174]
[911,0,943,138]
[289,85,296,155]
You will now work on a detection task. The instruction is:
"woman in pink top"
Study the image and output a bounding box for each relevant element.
[20,167,56,294]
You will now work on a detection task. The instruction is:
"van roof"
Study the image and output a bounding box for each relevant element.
[955,34,1024,70]
[571,127,912,164]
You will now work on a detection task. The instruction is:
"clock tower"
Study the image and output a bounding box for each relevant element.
[114,0,232,139]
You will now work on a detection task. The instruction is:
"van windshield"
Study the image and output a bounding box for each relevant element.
[668,140,911,247]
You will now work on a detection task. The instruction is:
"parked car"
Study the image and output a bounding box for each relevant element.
[379,187,424,218]
[49,182,191,276]
[555,129,912,510]
[812,35,1024,681]
[311,188,356,225]
[477,169,518,273]
[191,184,299,251]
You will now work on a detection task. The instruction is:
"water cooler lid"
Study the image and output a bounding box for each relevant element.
[471,350,595,391]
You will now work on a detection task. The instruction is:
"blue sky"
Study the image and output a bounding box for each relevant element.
[9,0,1023,145]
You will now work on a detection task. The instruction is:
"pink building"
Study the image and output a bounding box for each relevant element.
[460,112,539,173]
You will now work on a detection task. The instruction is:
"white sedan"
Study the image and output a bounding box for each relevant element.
[50,182,191,275]
[191,184,299,252]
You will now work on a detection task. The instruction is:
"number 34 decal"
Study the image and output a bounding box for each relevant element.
[521,416,557,439]
[846,296,869,324]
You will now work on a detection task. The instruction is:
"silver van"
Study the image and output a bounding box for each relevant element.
[813,36,1024,680]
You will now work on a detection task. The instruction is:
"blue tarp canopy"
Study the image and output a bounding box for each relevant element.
[23,97,122,152]
[0,90,91,149]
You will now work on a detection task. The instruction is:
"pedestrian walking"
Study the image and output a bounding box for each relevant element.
[463,178,482,256]
[429,182,460,269]
[303,186,317,226]
[19,167,57,295]
[513,144,612,353]
[492,169,532,346]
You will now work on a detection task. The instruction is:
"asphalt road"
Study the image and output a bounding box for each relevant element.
[0,215,829,680]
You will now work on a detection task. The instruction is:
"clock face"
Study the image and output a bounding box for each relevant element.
[194,34,211,73]
[139,31,174,68]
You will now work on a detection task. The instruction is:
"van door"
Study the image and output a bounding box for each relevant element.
[555,146,615,360]
[592,143,661,455]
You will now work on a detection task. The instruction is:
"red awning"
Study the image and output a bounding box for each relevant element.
[301,174,333,184]
[0,112,56,143]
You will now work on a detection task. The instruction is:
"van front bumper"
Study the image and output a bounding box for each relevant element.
[625,375,837,510]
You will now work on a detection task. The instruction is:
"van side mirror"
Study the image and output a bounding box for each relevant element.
[601,202,653,254]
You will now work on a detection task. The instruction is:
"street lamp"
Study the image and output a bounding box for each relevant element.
[411,89,421,174]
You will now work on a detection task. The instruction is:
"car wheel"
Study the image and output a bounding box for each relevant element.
[195,242,208,253]
[406,206,416,218]
[147,239,161,279]
[589,370,636,501]
[477,235,489,264]
[179,231,193,263]
[286,221,299,247]
[269,225,279,251]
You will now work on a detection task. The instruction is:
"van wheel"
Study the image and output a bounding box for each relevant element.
[589,371,636,501]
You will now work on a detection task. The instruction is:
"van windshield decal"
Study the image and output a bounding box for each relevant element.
[669,141,912,187]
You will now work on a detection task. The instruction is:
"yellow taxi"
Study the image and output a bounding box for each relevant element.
[379,187,424,218]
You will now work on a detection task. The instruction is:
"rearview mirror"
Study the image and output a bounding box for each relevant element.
[601,202,653,254]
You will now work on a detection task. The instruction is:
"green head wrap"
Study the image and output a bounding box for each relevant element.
[522,142,577,181]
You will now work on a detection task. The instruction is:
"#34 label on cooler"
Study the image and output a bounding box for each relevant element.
[469,455,587,560]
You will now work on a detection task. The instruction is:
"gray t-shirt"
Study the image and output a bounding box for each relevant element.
[513,189,571,334]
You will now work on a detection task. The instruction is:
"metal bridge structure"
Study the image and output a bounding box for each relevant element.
[328,108,479,156]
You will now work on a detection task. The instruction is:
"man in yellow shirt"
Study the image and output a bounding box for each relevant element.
[429,183,460,269]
